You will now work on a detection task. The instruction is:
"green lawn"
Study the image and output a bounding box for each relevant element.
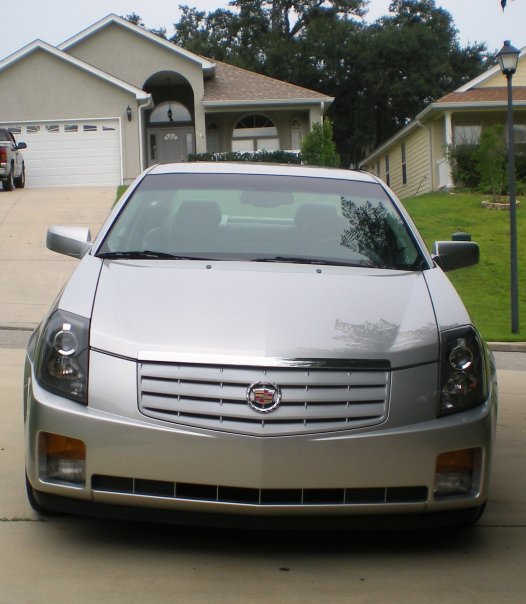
[402,191,526,342]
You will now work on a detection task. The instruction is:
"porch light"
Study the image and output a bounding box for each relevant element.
[497,40,521,333]
[497,40,520,75]
[126,105,132,122]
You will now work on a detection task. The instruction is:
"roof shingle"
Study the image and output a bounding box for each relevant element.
[437,86,526,104]
[203,60,332,103]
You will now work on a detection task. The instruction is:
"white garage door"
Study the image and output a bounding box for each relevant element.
[4,120,121,187]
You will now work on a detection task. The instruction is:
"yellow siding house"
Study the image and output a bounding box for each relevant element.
[360,46,526,199]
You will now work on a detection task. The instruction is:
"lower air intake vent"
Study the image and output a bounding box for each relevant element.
[92,475,427,505]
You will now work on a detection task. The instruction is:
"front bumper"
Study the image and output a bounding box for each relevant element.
[25,352,497,524]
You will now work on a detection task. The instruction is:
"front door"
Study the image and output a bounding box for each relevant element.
[148,128,195,165]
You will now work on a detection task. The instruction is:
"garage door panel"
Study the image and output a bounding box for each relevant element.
[2,120,122,187]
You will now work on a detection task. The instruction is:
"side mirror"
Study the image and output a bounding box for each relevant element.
[46,226,92,259]
[432,240,479,272]
[17,142,27,150]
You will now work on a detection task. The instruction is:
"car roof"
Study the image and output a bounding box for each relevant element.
[148,162,378,184]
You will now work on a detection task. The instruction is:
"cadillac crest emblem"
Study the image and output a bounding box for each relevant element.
[246,381,282,414]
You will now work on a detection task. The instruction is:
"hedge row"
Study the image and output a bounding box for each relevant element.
[188,151,303,164]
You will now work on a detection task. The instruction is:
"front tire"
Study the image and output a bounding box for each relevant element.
[2,167,14,191]
[25,474,51,515]
[14,165,25,189]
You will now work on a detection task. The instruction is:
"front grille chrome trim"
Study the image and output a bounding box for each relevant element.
[138,352,390,370]
[138,360,390,436]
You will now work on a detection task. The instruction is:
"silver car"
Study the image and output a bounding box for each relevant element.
[24,163,497,528]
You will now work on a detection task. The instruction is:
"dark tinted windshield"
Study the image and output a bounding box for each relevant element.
[98,172,423,270]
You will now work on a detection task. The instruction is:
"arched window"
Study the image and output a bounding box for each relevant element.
[150,101,192,124]
[232,114,279,152]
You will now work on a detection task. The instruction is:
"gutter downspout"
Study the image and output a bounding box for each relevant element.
[138,95,154,172]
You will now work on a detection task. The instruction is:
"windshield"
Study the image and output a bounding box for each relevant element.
[97,172,424,270]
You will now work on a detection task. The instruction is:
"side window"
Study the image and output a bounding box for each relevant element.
[401,144,407,186]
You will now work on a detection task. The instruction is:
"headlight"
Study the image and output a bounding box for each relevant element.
[35,309,90,404]
[438,326,487,416]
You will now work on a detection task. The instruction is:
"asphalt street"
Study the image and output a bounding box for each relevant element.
[0,187,525,603]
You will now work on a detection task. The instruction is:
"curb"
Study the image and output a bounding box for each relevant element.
[488,342,526,353]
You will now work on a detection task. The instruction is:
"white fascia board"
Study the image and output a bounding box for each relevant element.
[0,39,45,70]
[456,45,526,92]
[203,97,334,108]
[432,100,526,110]
[58,14,216,76]
[0,39,150,101]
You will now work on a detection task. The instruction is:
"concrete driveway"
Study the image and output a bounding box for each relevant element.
[1,345,525,603]
[0,186,115,329]
[0,186,525,603]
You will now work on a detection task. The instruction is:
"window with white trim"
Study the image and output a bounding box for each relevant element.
[401,143,407,185]
[150,102,192,124]
[232,114,279,152]
[453,125,481,145]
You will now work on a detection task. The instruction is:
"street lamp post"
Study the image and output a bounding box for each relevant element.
[497,40,521,334]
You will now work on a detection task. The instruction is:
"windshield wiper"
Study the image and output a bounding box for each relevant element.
[96,251,208,260]
[250,256,368,267]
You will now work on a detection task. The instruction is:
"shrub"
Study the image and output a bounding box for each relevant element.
[448,144,480,189]
[300,119,340,167]
[447,125,526,197]
[188,150,302,164]
[475,124,507,200]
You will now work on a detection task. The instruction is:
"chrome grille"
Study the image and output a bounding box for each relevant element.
[138,362,390,436]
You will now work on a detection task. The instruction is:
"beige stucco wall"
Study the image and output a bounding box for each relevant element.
[66,24,207,153]
[0,49,142,181]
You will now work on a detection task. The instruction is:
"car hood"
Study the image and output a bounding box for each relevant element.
[90,261,438,367]
[89,260,439,368]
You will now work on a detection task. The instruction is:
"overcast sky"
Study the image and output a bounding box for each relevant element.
[0,0,524,60]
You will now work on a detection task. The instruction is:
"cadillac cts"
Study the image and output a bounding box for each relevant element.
[24,163,497,528]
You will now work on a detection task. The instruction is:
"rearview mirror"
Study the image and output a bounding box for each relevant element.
[432,240,479,272]
[241,190,294,207]
[46,226,92,259]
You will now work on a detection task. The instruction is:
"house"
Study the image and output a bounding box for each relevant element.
[359,46,526,199]
[0,14,333,187]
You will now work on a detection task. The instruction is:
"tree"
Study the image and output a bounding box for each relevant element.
[172,1,366,75]
[172,6,242,64]
[122,13,167,38]
[301,119,340,167]
[125,1,488,167]
[339,0,488,164]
